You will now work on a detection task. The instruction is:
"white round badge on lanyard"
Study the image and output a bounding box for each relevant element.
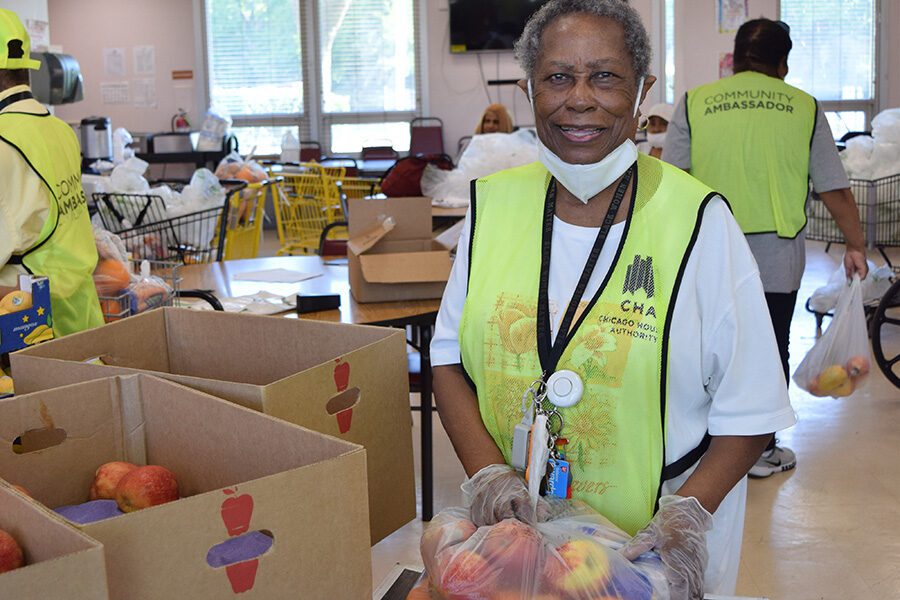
[545,369,584,408]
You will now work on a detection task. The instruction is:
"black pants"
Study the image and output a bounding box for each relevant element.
[763,290,799,452]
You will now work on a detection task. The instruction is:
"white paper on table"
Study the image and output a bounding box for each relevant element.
[180,291,295,315]
[232,269,321,283]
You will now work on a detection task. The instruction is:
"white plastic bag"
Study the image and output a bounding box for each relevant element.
[280,130,300,163]
[809,261,894,314]
[196,108,232,151]
[794,275,872,398]
[422,130,538,207]
[112,127,135,164]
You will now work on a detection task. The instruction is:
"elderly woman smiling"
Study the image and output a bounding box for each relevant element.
[429,0,796,597]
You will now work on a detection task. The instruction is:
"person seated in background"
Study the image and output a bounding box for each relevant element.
[636,102,674,159]
[475,103,514,134]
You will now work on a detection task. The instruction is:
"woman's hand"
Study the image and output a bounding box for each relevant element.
[621,495,713,600]
[462,463,540,526]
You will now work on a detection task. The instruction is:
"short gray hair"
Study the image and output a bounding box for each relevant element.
[514,0,652,80]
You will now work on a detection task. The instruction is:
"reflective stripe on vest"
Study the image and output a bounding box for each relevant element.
[459,154,714,535]
[0,109,104,336]
[687,71,816,238]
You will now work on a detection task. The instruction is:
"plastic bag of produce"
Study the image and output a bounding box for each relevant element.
[418,503,668,599]
[794,274,872,398]
[214,151,267,183]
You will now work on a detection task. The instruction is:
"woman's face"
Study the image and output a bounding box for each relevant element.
[525,13,654,165]
[646,116,668,134]
[481,110,501,133]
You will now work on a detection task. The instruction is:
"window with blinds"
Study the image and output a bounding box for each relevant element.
[782,0,875,102]
[205,0,303,116]
[203,0,420,156]
[317,0,418,153]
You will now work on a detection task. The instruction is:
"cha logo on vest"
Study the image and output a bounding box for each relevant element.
[620,255,656,318]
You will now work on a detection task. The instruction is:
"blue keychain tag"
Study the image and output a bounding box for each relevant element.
[546,457,572,499]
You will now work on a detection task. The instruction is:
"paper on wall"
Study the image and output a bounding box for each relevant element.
[103,47,126,77]
[133,45,156,76]
[100,82,130,105]
[132,78,157,108]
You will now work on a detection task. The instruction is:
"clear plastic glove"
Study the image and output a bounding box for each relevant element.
[461,463,543,527]
[620,495,713,600]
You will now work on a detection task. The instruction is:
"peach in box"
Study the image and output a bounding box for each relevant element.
[0,529,24,574]
[90,461,138,500]
[115,465,179,513]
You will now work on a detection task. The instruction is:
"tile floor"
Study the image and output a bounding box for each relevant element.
[369,240,900,600]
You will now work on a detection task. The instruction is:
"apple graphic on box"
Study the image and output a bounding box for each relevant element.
[90,461,138,500]
[114,465,179,513]
[0,529,24,574]
[333,358,350,392]
[221,489,254,537]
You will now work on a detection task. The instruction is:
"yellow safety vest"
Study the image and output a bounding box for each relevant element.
[0,95,104,336]
[459,154,715,534]
[687,71,816,238]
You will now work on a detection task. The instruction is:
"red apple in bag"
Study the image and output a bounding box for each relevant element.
[115,465,179,512]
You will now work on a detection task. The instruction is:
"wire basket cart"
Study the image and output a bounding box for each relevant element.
[271,170,331,256]
[220,178,281,260]
[96,260,180,322]
[92,181,247,264]
[806,173,900,266]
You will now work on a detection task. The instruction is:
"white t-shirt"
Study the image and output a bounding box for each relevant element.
[431,195,797,595]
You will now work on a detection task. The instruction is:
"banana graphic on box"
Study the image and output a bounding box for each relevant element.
[22,324,53,345]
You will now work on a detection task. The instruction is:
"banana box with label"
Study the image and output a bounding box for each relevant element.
[0,275,53,355]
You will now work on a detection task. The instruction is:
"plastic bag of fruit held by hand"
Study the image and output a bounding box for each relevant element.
[414,504,669,600]
[793,274,872,398]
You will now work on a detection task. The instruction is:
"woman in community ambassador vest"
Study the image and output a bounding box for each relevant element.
[0,9,103,337]
[430,1,797,597]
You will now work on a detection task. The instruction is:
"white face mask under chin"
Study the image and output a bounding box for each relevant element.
[528,77,643,204]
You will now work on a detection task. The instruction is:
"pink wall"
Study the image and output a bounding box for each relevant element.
[48,0,199,134]
[673,0,779,99]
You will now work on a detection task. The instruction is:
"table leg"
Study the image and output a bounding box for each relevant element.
[419,324,433,522]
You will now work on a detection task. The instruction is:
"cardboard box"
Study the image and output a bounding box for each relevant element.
[347,196,452,302]
[0,483,109,599]
[11,307,415,544]
[0,375,372,599]
[0,275,53,354]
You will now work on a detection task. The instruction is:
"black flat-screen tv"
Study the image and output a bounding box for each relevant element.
[449,0,550,53]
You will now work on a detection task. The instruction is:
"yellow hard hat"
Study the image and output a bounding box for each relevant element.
[0,9,41,70]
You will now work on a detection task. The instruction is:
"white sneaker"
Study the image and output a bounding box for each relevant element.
[748,445,796,478]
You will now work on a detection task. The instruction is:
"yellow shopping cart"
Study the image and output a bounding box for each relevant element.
[220,178,280,260]
[271,167,334,255]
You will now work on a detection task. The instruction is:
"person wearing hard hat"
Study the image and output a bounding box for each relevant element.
[636,102,674,159]
[663,19,867,478]
[0,9,103,336]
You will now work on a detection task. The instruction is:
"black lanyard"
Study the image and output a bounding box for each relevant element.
[0,91,34,112]
[536,164,635,376]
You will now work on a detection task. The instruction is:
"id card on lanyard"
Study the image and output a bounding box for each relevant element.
[513,164,636,498]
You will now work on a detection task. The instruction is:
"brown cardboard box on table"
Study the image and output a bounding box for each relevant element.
[0,375,372,599]
[10,308,415,545]
[0,483,109,599]
[347,196,453,302]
